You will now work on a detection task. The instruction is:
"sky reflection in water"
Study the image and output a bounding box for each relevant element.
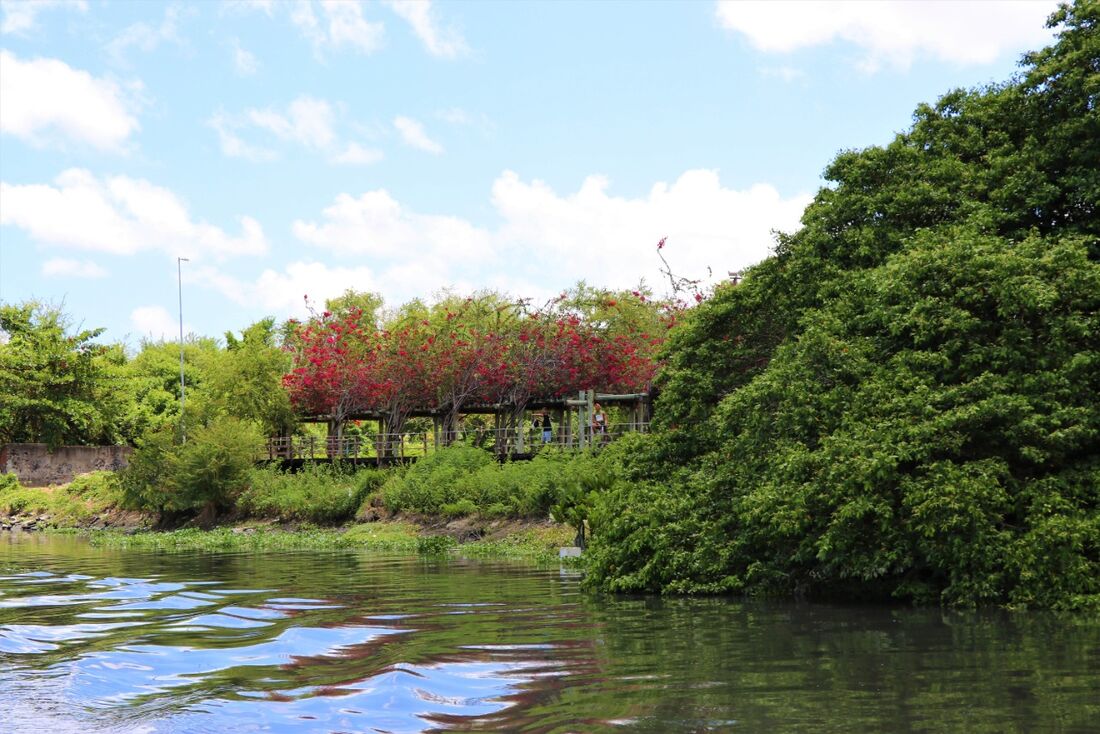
[0,533,1097,733]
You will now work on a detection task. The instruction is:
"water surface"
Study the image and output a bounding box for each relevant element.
[1,533,1096,733]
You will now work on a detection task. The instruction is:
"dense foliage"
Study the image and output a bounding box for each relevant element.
[121,417,264,516]
[0,303,119,448]
[239,464,387,524]
[283,287,668,443]
[585,3,1100,609]
[378,443,621,523]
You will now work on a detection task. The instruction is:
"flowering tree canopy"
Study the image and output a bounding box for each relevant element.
[282,286,671,437]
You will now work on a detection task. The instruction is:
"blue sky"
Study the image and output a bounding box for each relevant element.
[0,0,1059,344]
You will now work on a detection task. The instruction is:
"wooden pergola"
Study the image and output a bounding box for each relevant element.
[265,390,652,465]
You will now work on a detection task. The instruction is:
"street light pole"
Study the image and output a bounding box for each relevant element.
[178,257,190,441]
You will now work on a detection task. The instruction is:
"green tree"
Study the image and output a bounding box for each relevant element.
[586,2,1100,609]
[204,318,296,437]
[0,301,117,448]
[324,289,384,324]
[112,337,220,443]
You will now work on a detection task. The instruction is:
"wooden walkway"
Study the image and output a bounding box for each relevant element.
[265,389,653,468]
[263,422,647,467]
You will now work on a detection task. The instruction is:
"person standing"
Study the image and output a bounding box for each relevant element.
[591,403,607,440]
[541,412,553,444]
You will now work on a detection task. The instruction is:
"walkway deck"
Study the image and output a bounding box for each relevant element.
[263,422,646,467]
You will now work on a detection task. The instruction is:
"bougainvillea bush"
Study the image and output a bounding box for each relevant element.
[282,287,668,440]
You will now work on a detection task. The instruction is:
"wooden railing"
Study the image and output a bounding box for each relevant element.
[264,423,648,461]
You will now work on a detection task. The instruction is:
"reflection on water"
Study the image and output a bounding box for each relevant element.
[1,533,1097,733]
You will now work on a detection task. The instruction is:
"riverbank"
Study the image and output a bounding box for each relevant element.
[1,473,577,564]
[1,447,600,564]
[74,520,576,564]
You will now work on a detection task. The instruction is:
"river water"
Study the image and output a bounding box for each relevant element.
[0,533,1096,733]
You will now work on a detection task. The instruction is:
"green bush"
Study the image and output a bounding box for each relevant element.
[122,417,263,514]
[0,486,39,515]
[380,445,494,514]
[0,473,20,492]
[378,445,611,519]
[240,464,388,524]
[583,6,1100,609]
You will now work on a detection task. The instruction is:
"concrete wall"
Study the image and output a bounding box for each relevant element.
[0,443,132,487]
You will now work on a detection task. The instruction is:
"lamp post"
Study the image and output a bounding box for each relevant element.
[178,257,189,441]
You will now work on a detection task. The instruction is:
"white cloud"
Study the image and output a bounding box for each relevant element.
[195,258,486,318]
[384,0,468,58]
[293,189,489,260]
[290,169,810,302]
[130,305,187,341]
[210,96,381,164]
[0,50,140,151]
[715,0,1057,70]
[223,0,274,15]
[436,107,470,125]
[290,0,385,56]
[1,169,268,260]
[1,0,86,34]
[322,0,385,53]
[190,170,808,318]
[208,112,276,161]
[331,142,384,166]
[248,96,335,148]
[106,4,190,65]
[491,169,811,290]
[232,39,259,75]
[193,261,382,317]
[393,115,442,153]
[41,257,108,279]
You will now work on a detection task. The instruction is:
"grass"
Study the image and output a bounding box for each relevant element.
[86,522,419,552]
[82,520,576,563]
[458,526,576,564]
[0,471,129,527]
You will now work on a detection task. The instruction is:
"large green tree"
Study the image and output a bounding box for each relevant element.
[587,2,1100,609]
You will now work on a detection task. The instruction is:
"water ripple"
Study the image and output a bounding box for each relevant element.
[2,534,1097,733]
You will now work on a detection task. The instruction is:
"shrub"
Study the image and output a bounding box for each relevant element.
[240,464,388,524]
[377,444,619,520]
[68,471,123,503]
[0,486,40,516]
[380,445,494,514]
[122,417,263,515]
